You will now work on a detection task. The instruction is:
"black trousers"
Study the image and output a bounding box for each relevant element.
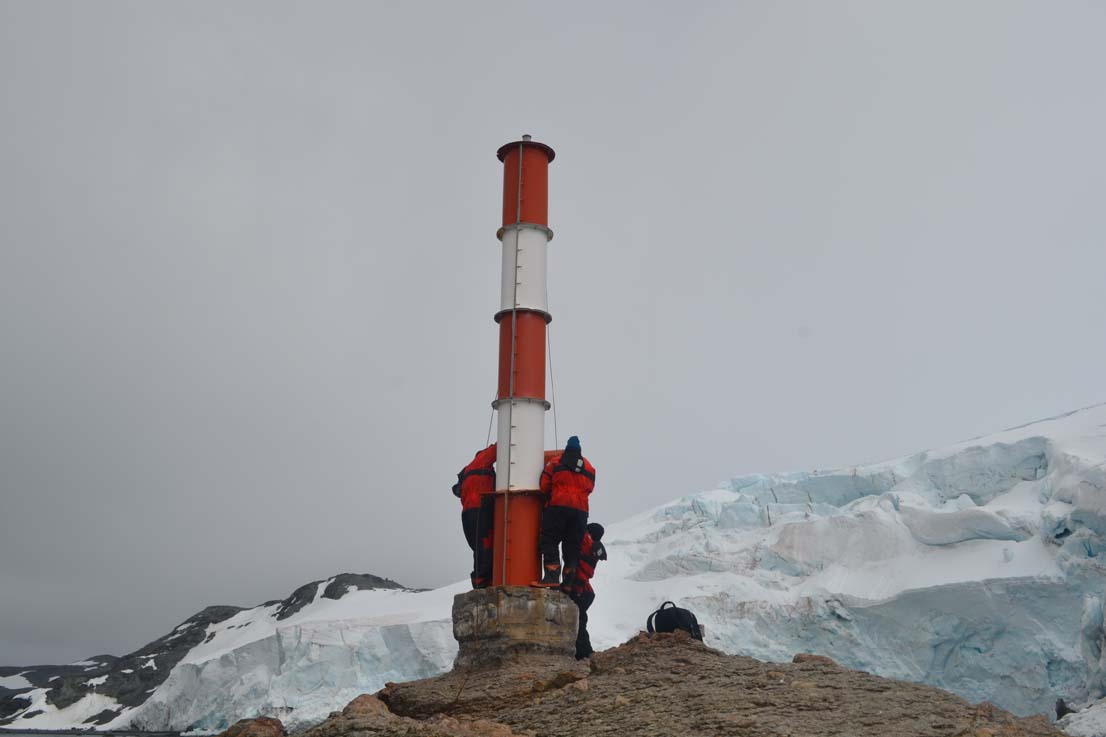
[461,496,495,584]
[573,590,595,660]
[539,505,588,575]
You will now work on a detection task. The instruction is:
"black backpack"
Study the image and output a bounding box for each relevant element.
[646,601,703,641]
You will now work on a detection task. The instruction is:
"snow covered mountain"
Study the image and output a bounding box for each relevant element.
[3,404,1105,732]
[0,573,444,733]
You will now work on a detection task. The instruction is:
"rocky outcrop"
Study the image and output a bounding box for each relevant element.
[276,573,406,620]
[217,716,286,737]
[303,694,526,737]
[330,632,1064,737]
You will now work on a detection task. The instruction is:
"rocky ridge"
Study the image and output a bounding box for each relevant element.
[289,632,1063,737]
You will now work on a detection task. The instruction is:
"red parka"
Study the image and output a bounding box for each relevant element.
[457,444,496,511]
[571,532,601,597]
[540,453,596,512]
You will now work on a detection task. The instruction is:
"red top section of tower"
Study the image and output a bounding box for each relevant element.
[498,138,555,228]
[496,138,556,163]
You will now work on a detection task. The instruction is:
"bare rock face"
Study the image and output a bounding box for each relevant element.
[337,631,1063,737]
[338,694,393,719]
[216,716,286,737]
[452,586,578,668]
[302,694,527,737]
[377,652,589,722]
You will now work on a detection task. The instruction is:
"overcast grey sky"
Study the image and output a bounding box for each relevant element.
[2,0,1104,666]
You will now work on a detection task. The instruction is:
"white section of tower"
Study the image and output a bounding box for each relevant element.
[495,398,546,490]
[497,224,551,318]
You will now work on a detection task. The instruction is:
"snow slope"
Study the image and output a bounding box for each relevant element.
[4,404,1106,731]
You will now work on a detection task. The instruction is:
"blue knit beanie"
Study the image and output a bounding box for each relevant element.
[565,435,581,453]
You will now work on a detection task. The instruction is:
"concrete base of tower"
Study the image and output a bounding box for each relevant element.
[452,586,578,669]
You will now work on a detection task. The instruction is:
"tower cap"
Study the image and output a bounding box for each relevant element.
[497,137,555,163]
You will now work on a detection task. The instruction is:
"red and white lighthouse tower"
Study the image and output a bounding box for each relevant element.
[448,136,577,669]
[491,135,555,587]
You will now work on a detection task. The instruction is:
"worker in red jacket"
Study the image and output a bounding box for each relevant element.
[533,435,595,588]
[570,523,607,659]
[453,444,496,589]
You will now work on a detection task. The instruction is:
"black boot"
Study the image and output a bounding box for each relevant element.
[559,566,577,594]
[531,564,561,588]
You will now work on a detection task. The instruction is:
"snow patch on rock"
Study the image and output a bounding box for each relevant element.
[0,672,32,690]
[15,688,128,730]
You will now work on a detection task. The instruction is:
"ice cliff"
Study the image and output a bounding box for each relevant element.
[587,404,1106,726]
[3,404,1105,732]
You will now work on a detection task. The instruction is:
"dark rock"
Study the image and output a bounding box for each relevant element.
[216,716,286,737]
[0,694,31,719]
[275,581,322,620]
[792,653,841,667]
[321,573,404,600]
[277,573,406,620]
[83,708,122,725]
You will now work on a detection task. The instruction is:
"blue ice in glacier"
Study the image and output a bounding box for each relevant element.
[588,405,1106,722]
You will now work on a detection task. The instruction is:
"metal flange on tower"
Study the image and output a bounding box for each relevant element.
[491,135,556,586]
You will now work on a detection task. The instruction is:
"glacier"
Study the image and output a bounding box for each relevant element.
[115,586,463,732]
[4,403,1106,732]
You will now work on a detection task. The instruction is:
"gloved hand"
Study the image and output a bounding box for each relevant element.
[594,541,608,561]
[452,482,462,498]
